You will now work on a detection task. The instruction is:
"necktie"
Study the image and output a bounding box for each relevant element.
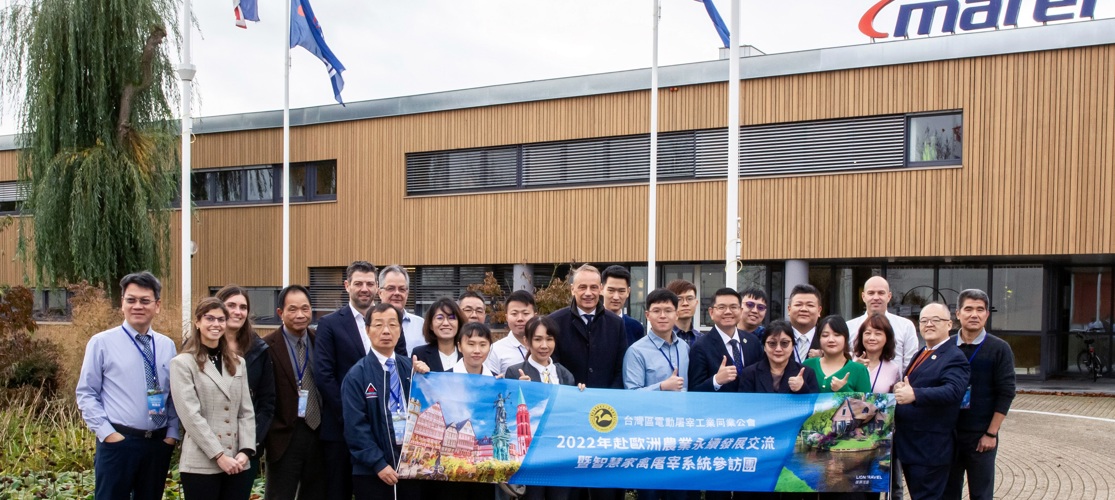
[296,339,321,429]
[542,367,552,384]
[385,358,404,412]
[136,335,167,428]
[582,313,594,324]
[905,348,932,377]
[795,335,807,362]
[728,339,744,374]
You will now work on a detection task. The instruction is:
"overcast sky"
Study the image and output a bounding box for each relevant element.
[0,0,1111,135]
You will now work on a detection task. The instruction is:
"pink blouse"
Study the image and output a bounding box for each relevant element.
[868,359,902,393]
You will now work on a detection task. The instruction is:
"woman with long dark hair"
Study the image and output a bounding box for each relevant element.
[412,298,464,372]
[170,298,255,499]
[803,315,871,393]
[215,285,275,493]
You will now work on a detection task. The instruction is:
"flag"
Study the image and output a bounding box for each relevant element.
[290,0,347,105]
[234,0,259,29]
[694,0,731,48]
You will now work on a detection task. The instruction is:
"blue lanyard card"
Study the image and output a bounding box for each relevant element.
[146,390,167,416]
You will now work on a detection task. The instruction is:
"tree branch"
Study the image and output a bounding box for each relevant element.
[116,25,167,145]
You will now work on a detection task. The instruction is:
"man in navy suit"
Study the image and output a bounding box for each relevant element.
[688,288,762,394]
[894,302,970,500]
[313,260,385,500]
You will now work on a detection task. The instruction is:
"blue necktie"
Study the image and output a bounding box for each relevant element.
[582,313,594,324]
[136,335,167,427]
[729,339,744,374]
[385,358,403,412]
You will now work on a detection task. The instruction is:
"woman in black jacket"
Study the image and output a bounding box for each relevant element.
[216,284,276,494]
[738,320,820,395]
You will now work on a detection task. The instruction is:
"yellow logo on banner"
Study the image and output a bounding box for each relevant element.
[589,403,618,433]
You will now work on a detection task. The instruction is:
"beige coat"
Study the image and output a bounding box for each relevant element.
[170,352,255,474]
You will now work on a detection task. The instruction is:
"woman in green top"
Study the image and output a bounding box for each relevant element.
[803,315,871,393]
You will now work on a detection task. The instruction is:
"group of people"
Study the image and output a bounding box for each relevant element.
[76,264,1016,500]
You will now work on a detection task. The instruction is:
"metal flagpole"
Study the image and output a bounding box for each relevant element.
[282,0,292,287]
[178,0,196,337]
[648,0,660,293]
[725,0,740,289]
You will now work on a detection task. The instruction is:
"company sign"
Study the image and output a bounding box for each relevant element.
[859,0,1100,39]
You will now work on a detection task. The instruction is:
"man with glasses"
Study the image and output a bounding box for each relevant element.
[945,289,1016,500]
[378,265,424,356]
[736,287,769,338]
[688,288,762,394]
[894,303,969,500]
[787,284,824,362]
[458,291,488,325]
[847,276,921,372]
[313,260,380,500]
[77,271,179,500]
[666,279,702,347]
[601,265,646,347]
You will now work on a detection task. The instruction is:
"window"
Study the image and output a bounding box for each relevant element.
[907,113,963,165]
[189,160,337,207]
[0,181,27,214]
[208,286,280,325]
[30,288,71,321]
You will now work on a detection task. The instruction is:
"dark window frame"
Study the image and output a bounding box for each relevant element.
[904,111,964,167]
[208,286,282,326]
[185,160,337,207]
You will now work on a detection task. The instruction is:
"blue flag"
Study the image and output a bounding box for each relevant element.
[290,0,346,105]
[695,0,731,48]
[234,0,260,28]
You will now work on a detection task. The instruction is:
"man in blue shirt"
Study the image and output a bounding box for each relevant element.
[76,271,180,500]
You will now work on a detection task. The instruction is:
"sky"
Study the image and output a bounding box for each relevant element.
[0,0,1112,135]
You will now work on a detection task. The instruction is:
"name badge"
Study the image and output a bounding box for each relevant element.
[297,389,309,418]
[960,385,972,409]
[146,390,167,417]
[392,411,407,446]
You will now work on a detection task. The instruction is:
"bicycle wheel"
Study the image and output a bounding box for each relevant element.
[1093,355,1101,382]
[1078,350,1092,374]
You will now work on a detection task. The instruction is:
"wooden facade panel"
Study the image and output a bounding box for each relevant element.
[0,150,16,180]
[2,44,1115,298]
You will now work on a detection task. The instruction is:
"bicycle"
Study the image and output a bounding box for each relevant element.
[1074,330,1108,382]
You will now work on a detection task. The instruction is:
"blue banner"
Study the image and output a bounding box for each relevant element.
[399,372,894,493]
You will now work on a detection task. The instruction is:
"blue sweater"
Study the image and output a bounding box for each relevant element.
[341,353,412,476]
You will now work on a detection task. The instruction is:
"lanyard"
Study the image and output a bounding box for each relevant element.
[657,340,679,372]
[287,338,308,385]
[516,345,527,361]
[964,341,985,364]
[870,361,883,392]
[122,326,158,387]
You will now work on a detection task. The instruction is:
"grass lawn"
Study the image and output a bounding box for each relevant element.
[830,437,878,451]
[775,467,816,493]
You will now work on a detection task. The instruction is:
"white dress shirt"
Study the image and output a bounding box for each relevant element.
[401,312,426,356]
[847,312,920,373]
[793,326,816,364]
[528,356,560,384]
[438,349,459,372]
[485,334,530,375]
[350,304,370,354]
[451,359,496,376]
[711,326,743,391]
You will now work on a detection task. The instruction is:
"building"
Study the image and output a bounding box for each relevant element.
[1,19,1114,380]
[515,387,533,457]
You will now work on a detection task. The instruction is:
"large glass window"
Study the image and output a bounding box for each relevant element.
[991,266,1043,332]
[833,266,882,319]
[908,113,962,165]
[190,160,337,206]
[884,266,935,320]
[938,266,989,311]
[1001,334,1043,376]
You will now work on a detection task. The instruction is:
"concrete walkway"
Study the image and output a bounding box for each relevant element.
[960,393,1115,499]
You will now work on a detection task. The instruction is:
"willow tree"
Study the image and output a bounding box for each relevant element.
[0,0,179,294]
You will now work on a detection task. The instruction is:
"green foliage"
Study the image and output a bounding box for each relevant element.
[775,466,815,493]
[0,0,180,291]
[802,407,837,434]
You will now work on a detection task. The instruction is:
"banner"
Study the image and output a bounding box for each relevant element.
[399,372,894,493]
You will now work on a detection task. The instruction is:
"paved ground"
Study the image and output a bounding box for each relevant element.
[958,393,1115,499]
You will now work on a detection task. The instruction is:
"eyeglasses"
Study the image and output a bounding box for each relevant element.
[765,340,792,350]
[678,295,698,304]
[382,286,408,294]
[712,305,741,312]
[648,308,676,316]
[434,314,457,322]
[918,317,951,326]
[743,301,768,312]
[202,315,227,323]
[461,307,485,315]
[124,297,156,306]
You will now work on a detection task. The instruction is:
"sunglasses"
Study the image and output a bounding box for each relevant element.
[744,301,768,312]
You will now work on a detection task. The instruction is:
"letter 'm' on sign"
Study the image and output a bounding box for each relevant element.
[895,0,961,37]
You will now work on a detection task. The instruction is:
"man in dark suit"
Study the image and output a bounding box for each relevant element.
[550,264,627,389]
[894,302,970,500]
[342,303,421,500]
[313,260,381,500]
[549,264,626,500]
[601,265,646,347]
[263,285,326,500]
[787,284,824,362]
[688,288,762,393]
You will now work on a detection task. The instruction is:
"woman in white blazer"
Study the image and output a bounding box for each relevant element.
[170,298,256,499]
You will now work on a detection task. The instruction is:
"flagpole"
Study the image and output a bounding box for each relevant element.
[647,0,660,293]
[282,0,292,287]
[725,0,740,289]
[178,0,196,337]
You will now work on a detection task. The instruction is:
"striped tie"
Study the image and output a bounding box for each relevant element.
[136,335,167,428]
[386,358,404,412]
